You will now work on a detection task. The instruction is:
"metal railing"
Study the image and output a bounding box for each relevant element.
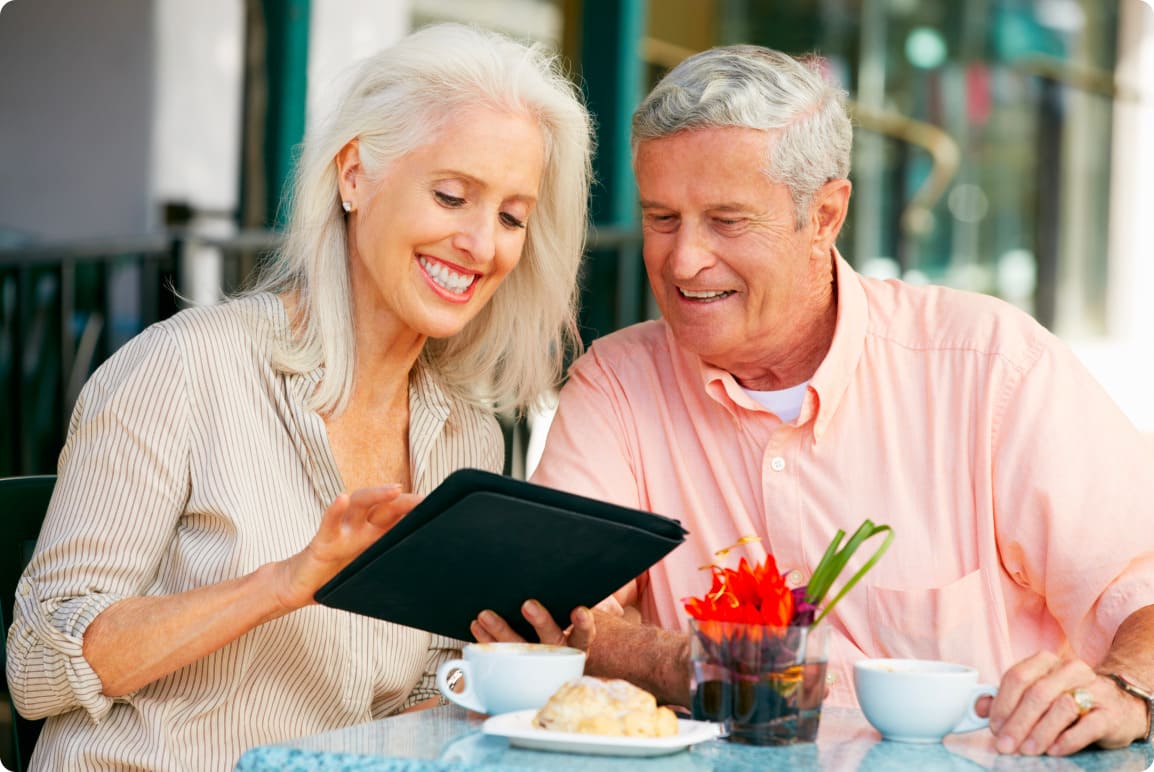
[0,225,640,478]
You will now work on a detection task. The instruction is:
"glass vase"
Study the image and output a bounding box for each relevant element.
[689,619,829,745]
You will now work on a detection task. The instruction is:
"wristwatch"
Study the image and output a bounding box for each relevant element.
[1104,672,1154,745]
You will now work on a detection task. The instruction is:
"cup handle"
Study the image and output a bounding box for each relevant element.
[436,659,484,713]
[952,684,999,734]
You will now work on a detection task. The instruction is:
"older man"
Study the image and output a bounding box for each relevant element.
[474,44,1154,756]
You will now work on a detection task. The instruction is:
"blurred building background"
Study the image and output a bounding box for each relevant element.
[2,0,1152,481]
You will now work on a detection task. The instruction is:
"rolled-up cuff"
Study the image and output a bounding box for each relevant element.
[11,582,125,723]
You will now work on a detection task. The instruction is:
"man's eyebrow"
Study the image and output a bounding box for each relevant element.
[639,200,749,211]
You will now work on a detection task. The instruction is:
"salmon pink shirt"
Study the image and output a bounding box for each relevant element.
[532,252,1154,707]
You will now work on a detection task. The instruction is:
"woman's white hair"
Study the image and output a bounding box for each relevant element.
[631,45,851,228]
[252,23,592,417]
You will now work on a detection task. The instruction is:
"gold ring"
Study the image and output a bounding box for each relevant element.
[1069,687,1094,717]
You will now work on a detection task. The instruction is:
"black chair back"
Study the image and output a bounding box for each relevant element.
[1,474,55,772]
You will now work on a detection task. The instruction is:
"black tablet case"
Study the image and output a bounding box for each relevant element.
[314,468,688,641]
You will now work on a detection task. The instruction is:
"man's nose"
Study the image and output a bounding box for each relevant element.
[667,223,716,278]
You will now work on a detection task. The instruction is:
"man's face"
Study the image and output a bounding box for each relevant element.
[636,126,839,377]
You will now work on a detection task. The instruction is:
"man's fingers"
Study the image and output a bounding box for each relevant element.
[1016,686,1091,755]
[522,600,568,645]
[473,609,527,643]
[989,651,1060,736]
[567,607,596,650]
[991,654,1100,755]
[592,596,625,616]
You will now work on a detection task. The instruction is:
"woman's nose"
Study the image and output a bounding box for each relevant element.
[451,211,497,263]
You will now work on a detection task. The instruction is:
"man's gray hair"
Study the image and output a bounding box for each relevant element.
[632,45,851,227]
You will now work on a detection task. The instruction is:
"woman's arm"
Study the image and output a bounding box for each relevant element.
[82,487,418,697]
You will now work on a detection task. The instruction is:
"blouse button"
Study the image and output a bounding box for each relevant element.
[770,456,786,472]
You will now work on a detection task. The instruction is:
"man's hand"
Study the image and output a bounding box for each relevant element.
[471,600,597,650]
[985,651,1148,755]
[471,601,690,707]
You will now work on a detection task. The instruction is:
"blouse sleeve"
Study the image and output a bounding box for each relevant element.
[6,324,191,723]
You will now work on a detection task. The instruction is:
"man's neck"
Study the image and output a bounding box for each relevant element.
[723,261,839,392]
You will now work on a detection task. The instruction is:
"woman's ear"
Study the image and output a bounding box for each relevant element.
[335,139,362,209]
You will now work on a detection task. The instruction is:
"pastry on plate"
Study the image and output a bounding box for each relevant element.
[532,676,679,737]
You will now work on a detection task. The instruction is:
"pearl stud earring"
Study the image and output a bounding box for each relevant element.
[342,201,352,213]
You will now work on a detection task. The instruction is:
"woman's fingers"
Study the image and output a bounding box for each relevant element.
[365,492,422,530]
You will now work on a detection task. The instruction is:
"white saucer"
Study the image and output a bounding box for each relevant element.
[481,709,723,757]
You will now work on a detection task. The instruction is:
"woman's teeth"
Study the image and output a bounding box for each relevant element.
[420,257,475,294]
[679,288,733,300]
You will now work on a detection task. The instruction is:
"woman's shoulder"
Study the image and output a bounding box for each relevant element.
[153,293,286,347]
[82,294,286,397]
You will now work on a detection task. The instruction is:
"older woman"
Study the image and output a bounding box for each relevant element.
[7,23,591,770]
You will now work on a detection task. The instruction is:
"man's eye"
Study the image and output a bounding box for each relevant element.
[435,191,466,207]
[500,212,526,229]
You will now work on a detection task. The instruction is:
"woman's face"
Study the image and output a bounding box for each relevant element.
[339,105,546,342]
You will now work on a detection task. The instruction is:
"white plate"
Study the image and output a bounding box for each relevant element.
[481,709,723,757]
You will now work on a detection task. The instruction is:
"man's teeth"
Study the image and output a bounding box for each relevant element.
[419,257,475,293]
[679,288,732,300]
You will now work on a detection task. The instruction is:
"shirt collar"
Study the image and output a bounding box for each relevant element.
[689,249,867,442]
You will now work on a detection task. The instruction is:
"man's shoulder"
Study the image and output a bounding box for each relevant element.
[577,320,676,373]
[860,276,1051,368]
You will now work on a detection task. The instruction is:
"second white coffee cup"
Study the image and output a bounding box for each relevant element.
[854,658,998,743]
[436,642,586,715]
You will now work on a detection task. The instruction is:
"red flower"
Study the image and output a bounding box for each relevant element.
[683,555,795,626]
[683,521,894,630]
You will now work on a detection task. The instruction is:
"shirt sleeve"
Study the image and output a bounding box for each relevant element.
[992,334,1154,663]
[6,324,191,723]
[529,347,642,510]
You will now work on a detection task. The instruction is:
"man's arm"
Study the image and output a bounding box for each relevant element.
[584,609,691,707]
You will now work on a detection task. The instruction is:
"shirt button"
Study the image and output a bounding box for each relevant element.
[770,456,786,472]
[827,671,839,685]
[786,569,805,586]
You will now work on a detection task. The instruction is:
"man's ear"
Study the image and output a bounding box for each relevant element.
[335,139,362,208]
[810,178,852,252]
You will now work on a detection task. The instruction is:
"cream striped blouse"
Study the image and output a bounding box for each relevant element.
[6,293,504,771]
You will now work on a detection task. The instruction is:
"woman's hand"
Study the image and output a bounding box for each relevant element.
[272,485,422,612]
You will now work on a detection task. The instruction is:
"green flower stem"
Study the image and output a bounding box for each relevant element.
[805,519,894,627]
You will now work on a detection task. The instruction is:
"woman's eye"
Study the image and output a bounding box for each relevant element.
[435,191,466,207]
[499,212,526,229]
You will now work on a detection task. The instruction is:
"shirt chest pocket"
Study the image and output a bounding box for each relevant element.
[865,569,1006,673]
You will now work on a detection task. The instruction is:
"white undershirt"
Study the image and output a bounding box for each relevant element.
[740,381,810,424]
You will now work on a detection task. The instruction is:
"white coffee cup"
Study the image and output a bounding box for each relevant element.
[854,658,998,743]
[436,642,586,715]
